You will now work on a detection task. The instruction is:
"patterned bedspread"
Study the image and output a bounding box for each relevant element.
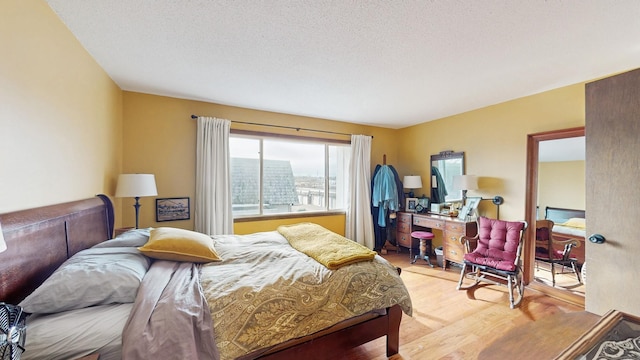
[200,230,412,359]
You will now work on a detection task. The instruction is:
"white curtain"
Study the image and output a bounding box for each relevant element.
[195,117,234,235]
[345,135,375,249]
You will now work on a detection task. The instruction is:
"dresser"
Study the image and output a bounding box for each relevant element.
[396,212,477,267]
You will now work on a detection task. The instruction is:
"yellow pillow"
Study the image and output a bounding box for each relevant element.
[138,227,222,263]
[560,218,586,229]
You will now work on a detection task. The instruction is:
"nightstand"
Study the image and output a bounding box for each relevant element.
[114,227,134,237]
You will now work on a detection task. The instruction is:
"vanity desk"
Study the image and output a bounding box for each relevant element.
[396,212,478,268]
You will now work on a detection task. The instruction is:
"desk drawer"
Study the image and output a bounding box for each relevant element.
[445,241,465,264]
[397,212,412,224]
[413,216,445,229]
[397,232,416,248]
[445,221,467,233]
[397,221,411,233]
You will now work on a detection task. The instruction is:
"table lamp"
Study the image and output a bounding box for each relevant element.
[403,175,423,198]
[453,175,478,205]
[115,174,158,228]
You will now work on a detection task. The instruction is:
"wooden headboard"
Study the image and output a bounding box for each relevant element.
[0,195,114,304]
[545,206,585,224]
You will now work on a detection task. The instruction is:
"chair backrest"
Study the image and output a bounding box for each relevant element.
[476,217,527,264]
[535,219,578,261]
[535,219,554,243]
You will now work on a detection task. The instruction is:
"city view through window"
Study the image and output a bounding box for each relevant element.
[230,136,350,217]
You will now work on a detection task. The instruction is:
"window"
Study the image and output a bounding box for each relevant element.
[230,134,350,217]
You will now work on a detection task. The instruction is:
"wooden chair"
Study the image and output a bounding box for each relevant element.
[534,219,582,286]
[457,217,528,309]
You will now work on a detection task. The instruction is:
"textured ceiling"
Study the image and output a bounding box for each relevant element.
[46,1,640,129]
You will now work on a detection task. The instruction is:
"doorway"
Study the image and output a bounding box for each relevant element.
[524,127,585,307]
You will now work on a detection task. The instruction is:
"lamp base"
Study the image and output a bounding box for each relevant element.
[133,196,141,229]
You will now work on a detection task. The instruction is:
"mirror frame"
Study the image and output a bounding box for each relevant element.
[524,126,585,307]
[430,150,465,203]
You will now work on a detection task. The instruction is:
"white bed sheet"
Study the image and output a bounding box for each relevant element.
[23,299,132,360]
[552,224,586,238]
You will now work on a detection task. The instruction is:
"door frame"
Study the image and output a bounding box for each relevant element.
[524,126,585,307]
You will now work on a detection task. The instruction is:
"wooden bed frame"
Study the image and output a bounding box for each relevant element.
[545,206,586,265]
[545,206,585,224]
[0,195,403,359]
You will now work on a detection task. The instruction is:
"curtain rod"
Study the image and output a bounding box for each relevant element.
[190,114,372,138]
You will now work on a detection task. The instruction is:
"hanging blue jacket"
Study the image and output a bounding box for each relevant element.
[372,165,399,227]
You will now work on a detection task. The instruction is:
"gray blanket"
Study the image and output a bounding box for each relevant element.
[122,260,219,359]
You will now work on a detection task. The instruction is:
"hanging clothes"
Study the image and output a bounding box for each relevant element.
[431,166,448,204]
[371,164,404,250]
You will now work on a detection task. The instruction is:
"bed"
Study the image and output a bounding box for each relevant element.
[544,206,586,265]
[0,195,412,360]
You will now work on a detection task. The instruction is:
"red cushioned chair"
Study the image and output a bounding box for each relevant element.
[534,219,582,287]
[457,217,528,309]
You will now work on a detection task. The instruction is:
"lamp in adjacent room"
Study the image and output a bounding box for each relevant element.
[115,174,158,229]
[453,175,478,205]
[403,175,423,198]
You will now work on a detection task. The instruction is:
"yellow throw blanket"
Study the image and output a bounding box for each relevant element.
[277,222,377,270]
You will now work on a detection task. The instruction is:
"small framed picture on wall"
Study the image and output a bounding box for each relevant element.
[156,197,190,222]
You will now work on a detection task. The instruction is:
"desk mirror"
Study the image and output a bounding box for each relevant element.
[431,151,464,203]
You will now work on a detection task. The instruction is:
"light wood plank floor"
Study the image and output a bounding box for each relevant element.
[343,250,587,359]
[533,261,585,297]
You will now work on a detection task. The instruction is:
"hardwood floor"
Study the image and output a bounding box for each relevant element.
[343,250,590,359]
[533,261,585,297]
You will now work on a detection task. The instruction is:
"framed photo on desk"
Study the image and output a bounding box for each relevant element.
[405,197,418,213]
[466,196,481,217]
[458,206,471,220]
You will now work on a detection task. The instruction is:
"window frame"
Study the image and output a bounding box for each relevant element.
[230,130,350,221]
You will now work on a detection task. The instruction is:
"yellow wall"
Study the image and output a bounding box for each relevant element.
[121,92,397,234]
[121,83,586,240]
[0,0,122,213]
[538,160,585,218]
[234,214,345,235]
[393,85,585,248]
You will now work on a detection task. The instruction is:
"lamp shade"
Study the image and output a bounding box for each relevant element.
[0,221,6,253]
[115,174,158,198]
[403,175,423,189]
[453,175,479,191]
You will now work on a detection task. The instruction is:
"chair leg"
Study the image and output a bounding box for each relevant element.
[508,271,525,309]
[550,262,556,287]
[457,264,480,290]
[508,274,514,309]
[456,263,468,290]
[572,262,582,284]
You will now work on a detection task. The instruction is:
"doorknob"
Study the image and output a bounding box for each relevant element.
[588,234,606,244]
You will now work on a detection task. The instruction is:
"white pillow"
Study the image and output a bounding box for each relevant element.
[19,247,150,314]
[92,228,151,248]
[23,304,132,360]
